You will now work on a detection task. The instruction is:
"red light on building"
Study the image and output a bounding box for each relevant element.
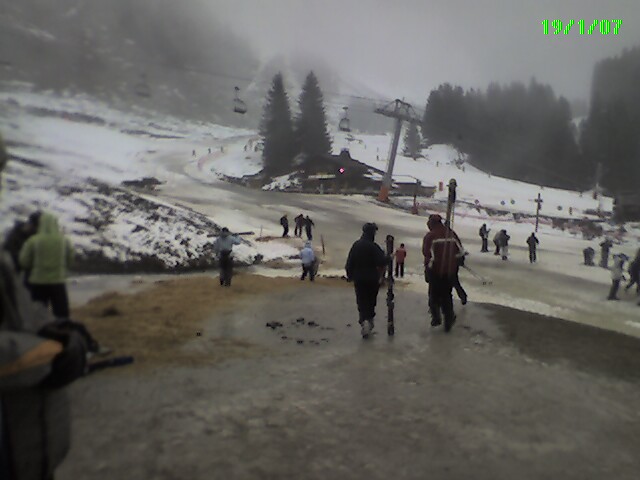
[339,168,345,174]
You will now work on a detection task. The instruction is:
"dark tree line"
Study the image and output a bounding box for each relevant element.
[580,46,640,194]
[421,81,586,190]
[260,71,332,176]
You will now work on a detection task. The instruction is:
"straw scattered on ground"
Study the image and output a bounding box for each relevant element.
[75,273,349,371]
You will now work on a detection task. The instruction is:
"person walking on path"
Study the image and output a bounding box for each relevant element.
[300,241,316,282]
[1,134,89,480]
[607,254,626,300]
[479,223,490,253]
[423,214,464,332]
[19,212,74,319]
[625,248,640,294]
[600,238,613,268]
[294,214,304,237]
[527,232,540,263]
[213,227,241,287]
[345,223,387,339]
[394,243,407,278]
[280,214,289,238]
[304,215,315,241]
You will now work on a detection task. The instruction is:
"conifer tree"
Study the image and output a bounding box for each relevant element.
[294,71,332,157]
[260,73,295,175]
[403,123,421,159]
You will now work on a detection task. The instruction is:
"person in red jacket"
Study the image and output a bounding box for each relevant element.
[394,243,407,278]
[422,214,464,332]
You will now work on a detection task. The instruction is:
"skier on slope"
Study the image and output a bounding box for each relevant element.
[300,241,316,282]
[479,223,490,253]
[345,223,387,338]
[423,214,464,332]
[213,227,241,287]
[527,232,540,263]
[625,248,640,294]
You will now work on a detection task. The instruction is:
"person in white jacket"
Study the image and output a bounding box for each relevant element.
[607,254,626,300]
[300,242,316,282]
[213,228,241,287]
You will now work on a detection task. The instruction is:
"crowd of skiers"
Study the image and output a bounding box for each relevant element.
[478,223,539,263]
[280,213,315,240]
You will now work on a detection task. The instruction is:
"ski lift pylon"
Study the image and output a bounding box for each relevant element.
[233,86,247,114]
[338,106,351,133]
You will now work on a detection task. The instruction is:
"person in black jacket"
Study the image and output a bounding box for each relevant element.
[479,224,490,253]
[599,238,613,268]
[526,232,539,263]
[279,214,289,237]
[304,215,315,241]
[345,223,387,338]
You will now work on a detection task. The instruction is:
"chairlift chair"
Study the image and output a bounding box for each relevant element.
[233,86,247,114]
[338,106,351,133]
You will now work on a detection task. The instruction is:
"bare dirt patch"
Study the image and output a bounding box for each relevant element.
[75,274,349,372]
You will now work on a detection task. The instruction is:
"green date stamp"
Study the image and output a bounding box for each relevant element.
[542,19,622,35]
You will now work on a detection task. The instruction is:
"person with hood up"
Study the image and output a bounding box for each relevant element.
[492,230,501,255]
[583,246,596,266]
[526,232,540,263]
[213,227,241,287]
[279,214,289,237]
[19,212,74,319]
[3,212,41,276]
[1,134,89,480]
[345,223,387,338]
[422,214,464,332]
[300,241,316,282]
[625,248,640,294]
[607,254,627,300]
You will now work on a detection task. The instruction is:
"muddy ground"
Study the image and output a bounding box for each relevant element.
[58,274,640,480]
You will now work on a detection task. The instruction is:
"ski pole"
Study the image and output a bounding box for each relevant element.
[462,265,492,285]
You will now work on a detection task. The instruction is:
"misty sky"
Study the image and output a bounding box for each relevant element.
[211,0,640,104]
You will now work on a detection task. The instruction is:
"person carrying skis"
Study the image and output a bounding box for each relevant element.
[394,243,407,278]
[345,223,387,338]
[294,214,304,237]
[625,248,640,294]
[304,215,315,241]
[600,238,613,268]
[527,232,539,263]
[280,214,289,237]
[213,227,241,287]
[19,212,74,319]
[607,254,626,300]
[423,214,464,332]
[479,223,490,252]
[300,241,316,282]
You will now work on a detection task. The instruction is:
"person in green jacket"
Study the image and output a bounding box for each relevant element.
[1,134,87,480]
[19,212,74,319]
